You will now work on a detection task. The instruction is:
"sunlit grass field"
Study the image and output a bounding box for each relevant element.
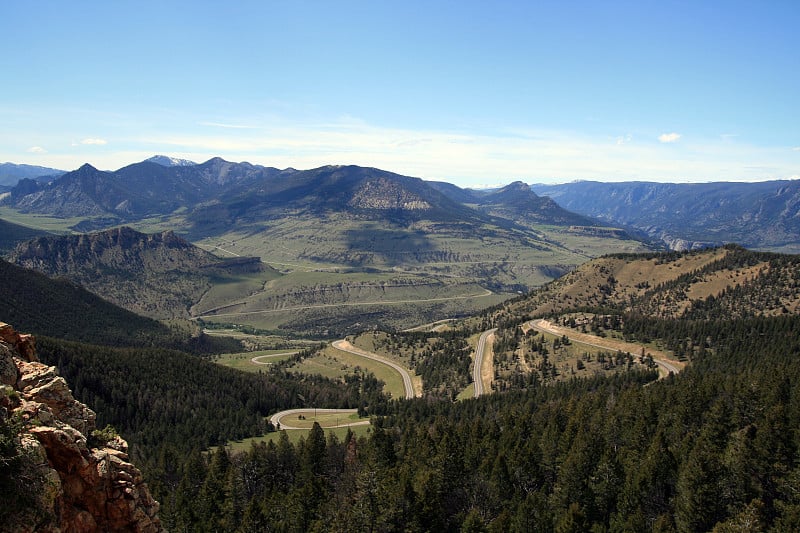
[288,344,408,399]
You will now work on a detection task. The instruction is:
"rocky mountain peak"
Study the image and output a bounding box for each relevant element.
[76,163,99,173]
[502,181,532,192]
[348,176,432,211]
[146,155,196,167]
[0,322,162,531]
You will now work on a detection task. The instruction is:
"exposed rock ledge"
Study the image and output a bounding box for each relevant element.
[0,322,162,532]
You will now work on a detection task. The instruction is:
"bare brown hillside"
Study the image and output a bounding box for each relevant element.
[507,245,800,320]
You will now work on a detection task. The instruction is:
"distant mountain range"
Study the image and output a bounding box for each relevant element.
[1,157,593,239]
[532,180,800,252]
[5,156,797,252]
[1,157,649,332]
[4,158,292,225]
[0,162,65,188]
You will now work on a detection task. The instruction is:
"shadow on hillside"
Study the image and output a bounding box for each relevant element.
[344,227,435,266]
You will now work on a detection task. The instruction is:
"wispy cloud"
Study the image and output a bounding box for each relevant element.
[4,109,798,184]
[616,134,632,146]
[122,120,798,185]
[80,138,108,145]
[658,132,681,143]
[27,146,47,153]
[199,121,260,130]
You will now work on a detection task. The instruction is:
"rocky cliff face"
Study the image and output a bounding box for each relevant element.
[0,322,162,532]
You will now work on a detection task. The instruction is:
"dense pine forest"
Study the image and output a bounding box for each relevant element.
[5,246,800,531]
[136,312,800,532]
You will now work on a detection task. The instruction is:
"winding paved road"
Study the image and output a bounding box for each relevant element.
[269,408,370,430]
[250,351,298,365]
[331,340,417,399]
[473,328,497,397]
[527,319,683,378]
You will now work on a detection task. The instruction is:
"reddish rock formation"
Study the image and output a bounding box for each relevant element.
[0,322,162,532]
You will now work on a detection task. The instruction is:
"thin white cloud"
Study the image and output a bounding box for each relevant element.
[616,134,632,146]
[658,132,681,143]
[5,111,798,184]
[27,146,47,153]
[792,146,800,152]
[198,121,260,130]
[122,121,799,185]
[80,138,108,145]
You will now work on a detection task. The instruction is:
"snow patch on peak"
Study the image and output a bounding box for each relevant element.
[146,155,197,167]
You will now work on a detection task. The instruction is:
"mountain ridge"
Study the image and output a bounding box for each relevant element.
[0,162,65,187]
[532,179,800,251]
[8,226,269,320]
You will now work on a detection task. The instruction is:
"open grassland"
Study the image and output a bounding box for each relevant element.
[288,344,408,399]
[185,214,651,334]
[349,331,416,368]
[198,286,506,336]
[211,350,298,373]
[456,383,475,401]
[191,213,646,287]
[273,410,365,430]
[227,424,372,452]
[194,269,485,317]
[536,225,650,258]
[3,205,652,337]
[0,206,81,234]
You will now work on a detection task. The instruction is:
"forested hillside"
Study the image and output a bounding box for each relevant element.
[7,245,800,531]
[0,258,239,352]
[34,339,388,458]
[121,246,800,531]
[147,313,800,531]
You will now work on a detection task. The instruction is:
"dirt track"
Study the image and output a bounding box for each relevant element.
[528,319,684,377]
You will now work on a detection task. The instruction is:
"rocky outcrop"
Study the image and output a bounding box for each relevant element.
[0,322,162,532]
[8,227,267,320]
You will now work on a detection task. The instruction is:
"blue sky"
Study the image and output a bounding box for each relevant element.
[1,1,798,186]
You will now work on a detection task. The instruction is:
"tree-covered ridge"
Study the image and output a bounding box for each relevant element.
[8,226,272,320]
[358,328,480,399]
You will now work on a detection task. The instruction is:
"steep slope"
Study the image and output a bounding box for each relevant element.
[0,257,226,349]
[191,164,487,228]
[532,179,800,251]
[0,218,51,255]
[10,164,119,217]
[0,323,162,531]
[8,227,270,319]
